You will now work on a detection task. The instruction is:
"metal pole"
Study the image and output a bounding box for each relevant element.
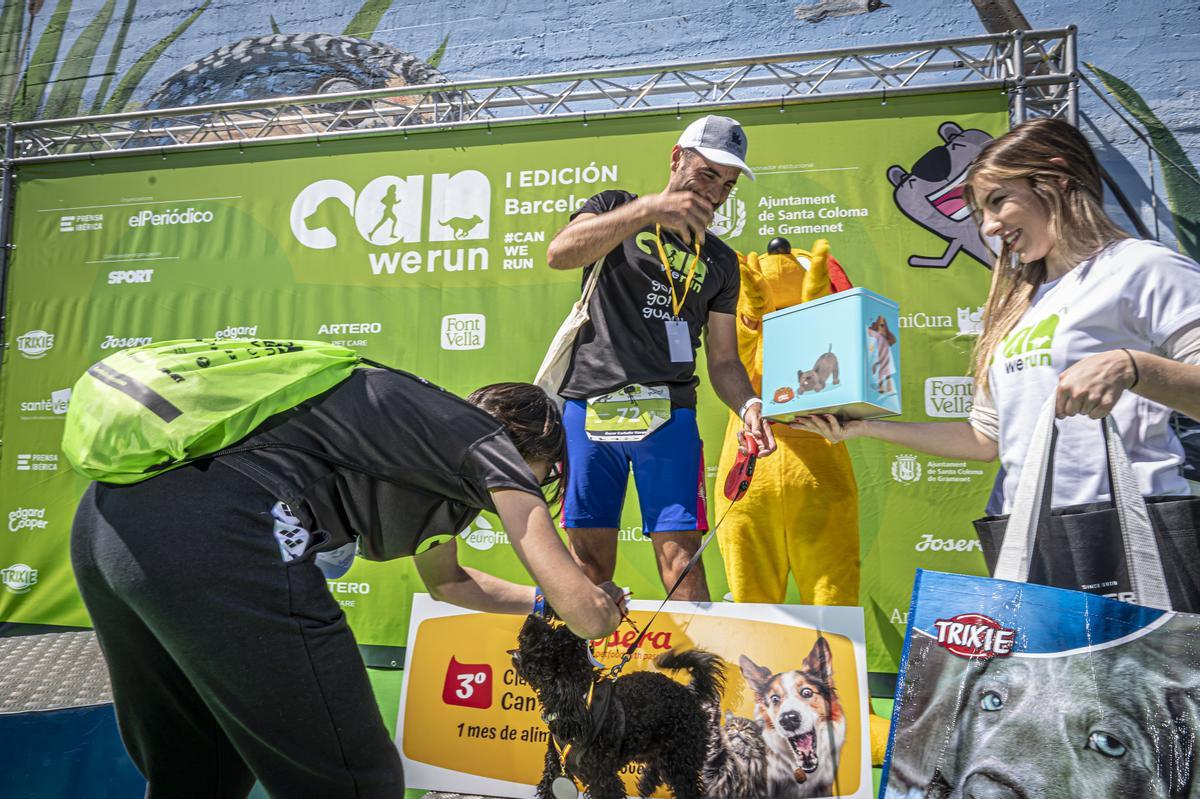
[1011,29,1027,124]
[1065,25,1079,126]
[0,123,15,373]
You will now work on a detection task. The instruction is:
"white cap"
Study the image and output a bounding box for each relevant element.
[676,115,754,181]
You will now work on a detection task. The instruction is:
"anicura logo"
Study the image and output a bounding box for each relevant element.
[1,564,38,594]
[16,329,54,359]
[891,453,922,484]
[925,376,973,418]
[957,305,984,335]
[933,613,1015,659]
[461,515,507,551]
[441,314,485,351]
[898,306,984,333]
[8,508,48,532]
[289,171,491,277]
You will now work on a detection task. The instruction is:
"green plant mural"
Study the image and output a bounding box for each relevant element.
[1086,62,1200,262]
[2,0,209,121]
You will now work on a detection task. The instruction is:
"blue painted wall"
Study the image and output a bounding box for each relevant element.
[5,0,1197,250]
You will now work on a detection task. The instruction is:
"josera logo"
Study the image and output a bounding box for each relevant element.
[442,656,493,709]
[289,172,491,277]
[933,613,1015,659]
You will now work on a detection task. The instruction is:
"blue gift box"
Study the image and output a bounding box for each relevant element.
[761,287,901,420]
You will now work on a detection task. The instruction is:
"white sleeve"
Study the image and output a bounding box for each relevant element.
[968,386,999,442]
[1164,321,1200,365]
[1120,241,1200,347]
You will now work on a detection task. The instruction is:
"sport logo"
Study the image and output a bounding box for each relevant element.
[290,171,491,250]
[442,656,493,709]
[933,613,1016,659]
[891,453,922,484]
[1,564,39,594]
[925,376,973,418]
[108,269,154,284]
[461,515,508,551]
[16,330,54,359]
[8,508,48,533]
[441,314,485,351]
[710,188,746,238]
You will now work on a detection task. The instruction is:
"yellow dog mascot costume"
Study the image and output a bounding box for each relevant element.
[713,239,889,761]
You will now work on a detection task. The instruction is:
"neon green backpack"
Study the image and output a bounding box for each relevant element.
[62,338,362,484]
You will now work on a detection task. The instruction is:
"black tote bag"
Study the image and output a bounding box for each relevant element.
[973,397,1200,611]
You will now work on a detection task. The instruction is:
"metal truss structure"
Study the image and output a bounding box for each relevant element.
[2,27,1076,165]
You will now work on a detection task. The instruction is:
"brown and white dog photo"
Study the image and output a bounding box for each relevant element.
[740,637,847,798]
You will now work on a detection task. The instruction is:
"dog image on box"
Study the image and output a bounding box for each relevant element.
[885,616,1200,799]
[797,346,840,395]
[866,316,896,395]
[740,637,847,798]
[511,613,725,799]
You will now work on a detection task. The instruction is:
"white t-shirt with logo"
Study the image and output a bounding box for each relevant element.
[971,238,1200,512]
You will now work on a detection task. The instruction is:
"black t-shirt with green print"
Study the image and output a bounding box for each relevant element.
[557,190,741,408]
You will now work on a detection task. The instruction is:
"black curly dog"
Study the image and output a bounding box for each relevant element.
[511,614,725,799]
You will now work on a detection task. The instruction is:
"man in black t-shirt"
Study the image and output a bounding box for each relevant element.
[71,375,624,797]
[546,115,776,602]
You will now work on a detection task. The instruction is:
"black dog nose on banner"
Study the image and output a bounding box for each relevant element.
[779,710,802,731]
[767,236,791,254]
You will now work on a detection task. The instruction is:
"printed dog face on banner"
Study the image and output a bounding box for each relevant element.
[884,573,1200,799]
[739,638,848,799]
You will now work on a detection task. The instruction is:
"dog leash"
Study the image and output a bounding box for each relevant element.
[604,436,760,680]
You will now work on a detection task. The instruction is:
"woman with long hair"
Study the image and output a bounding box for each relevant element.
[794,117,1200,512]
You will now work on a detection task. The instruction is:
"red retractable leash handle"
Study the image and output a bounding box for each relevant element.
[723,434,759,502]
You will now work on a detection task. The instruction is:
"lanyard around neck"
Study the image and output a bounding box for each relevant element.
[654,224,701,318]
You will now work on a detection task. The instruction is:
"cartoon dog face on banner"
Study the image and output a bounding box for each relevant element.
[887,121,995,270]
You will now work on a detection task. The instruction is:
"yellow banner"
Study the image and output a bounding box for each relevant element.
[397,597,872,798]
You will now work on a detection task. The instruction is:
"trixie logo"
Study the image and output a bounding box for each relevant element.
[9,508,48,533]
[127,207,213,227]
[933,613,1015,659]
[290,171,491,250]
[16,330,54,359]
[441,314,485,351]
[1,564,38,594]
[442,656,493,709]
[593,629,673,652]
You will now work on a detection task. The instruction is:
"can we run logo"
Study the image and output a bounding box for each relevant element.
[289,171,491,277]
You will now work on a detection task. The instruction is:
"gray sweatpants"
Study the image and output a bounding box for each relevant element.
[70,459,405,798]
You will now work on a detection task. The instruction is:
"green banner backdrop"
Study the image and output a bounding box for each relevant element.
[0,90,1006,673]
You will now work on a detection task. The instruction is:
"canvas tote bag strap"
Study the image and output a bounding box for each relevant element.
[1103,413,1172,610]
[579,257,604,303]
[994,395,1173,609]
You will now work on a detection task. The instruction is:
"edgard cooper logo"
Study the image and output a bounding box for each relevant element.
[16,330,54,359]
[441,314,485,351]
[1,564,38,594]
[891,453,922,484]
[290,171,491,276]
[933,613,1015,659]
[9,508,48,533]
